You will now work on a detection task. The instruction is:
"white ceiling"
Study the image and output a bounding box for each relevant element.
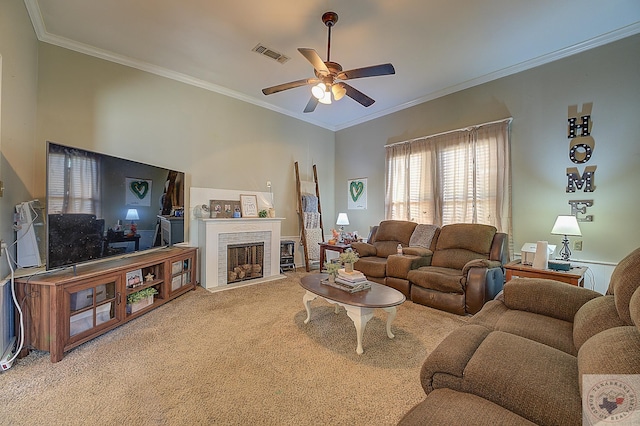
[25,0,640,131]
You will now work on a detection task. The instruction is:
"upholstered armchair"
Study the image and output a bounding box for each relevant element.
[407,223,508,315]
[352,220,434,296]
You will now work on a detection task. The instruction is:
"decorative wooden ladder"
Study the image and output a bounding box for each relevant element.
[294,161,325,272]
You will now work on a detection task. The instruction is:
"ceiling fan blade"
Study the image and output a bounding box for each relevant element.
[298,48,330,76]
[303,96,319,113]
[342,83,375,107]
[262,78,318,95]
[337,63,395,80]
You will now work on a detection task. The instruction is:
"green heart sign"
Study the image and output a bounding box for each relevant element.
[350,181,364,202]
[130,180,149,200]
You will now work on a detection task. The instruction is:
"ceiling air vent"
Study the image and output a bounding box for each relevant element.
[252,44,290,64]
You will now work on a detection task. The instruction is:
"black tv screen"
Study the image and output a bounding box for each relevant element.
[46,142,185,270]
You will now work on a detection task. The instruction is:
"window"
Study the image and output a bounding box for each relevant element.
[385,119,511,235]
[48,145,102,215]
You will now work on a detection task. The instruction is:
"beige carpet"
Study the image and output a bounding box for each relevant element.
[0,271,467,425]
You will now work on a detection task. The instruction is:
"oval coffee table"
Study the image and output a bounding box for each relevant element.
[300,274,406,354]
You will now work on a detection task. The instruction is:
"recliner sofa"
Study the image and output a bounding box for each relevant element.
[352,221,508,315]
[399,247,640,425]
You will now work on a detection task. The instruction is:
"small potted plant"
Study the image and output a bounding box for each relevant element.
[339,248,359,273]
[324,261,341,282]
[127,287,158,314]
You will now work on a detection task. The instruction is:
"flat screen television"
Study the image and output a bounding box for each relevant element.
[46,141,185,270]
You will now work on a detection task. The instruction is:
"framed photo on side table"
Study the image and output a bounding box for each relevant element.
[240,194,258,218]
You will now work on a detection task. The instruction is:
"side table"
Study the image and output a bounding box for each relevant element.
[504,260,588,287]
[319,242,351,268]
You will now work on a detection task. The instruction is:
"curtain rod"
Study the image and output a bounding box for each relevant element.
[385,117,513,148]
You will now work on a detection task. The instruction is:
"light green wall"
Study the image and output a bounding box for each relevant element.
[336,34,640,264]
[34,44,336,241]
[0,0,40,277]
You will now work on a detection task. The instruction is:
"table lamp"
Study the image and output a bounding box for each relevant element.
[336,213,349,242]
[550,215,581,261]
[126,208,139,236]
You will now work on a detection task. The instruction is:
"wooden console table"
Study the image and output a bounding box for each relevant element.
[504,260,587,287]
[15,246,197,362]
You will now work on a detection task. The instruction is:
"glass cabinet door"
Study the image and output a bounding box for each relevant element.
[170,257,193,293]
[66,277,120,340]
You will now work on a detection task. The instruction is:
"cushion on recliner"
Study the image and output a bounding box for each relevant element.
[431,224,496,269]
[503,277,600,322]
[373,240,405,258]
[373,220,417,244]
[573,295,625,351]
[398,388,536,426]
[408,266,465,293]
[463,331,582,426]
[606,247,640,324]
[354,256,387,278]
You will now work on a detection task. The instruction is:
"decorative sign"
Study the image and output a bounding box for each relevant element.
[126,178,152,206]
[568,199,594,222]
[566,104,596,194]
[348,178,367,210]
[240,194,258,218]
[565,103,596,221]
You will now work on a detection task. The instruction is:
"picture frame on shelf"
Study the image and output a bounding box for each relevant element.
[240,194,259,218]
[209,199,239,218]
[126,269,143,288]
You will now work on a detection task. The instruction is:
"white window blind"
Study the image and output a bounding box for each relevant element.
[385,119,511,236]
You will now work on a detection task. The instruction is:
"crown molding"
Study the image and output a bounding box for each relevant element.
[24,0,640,132]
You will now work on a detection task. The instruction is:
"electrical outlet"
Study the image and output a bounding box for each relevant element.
[573,240,583,251]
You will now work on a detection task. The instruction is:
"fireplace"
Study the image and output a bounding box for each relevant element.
[198,217,284,290]
[227,242,264,284]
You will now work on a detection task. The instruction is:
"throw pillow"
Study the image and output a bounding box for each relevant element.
[409,224,438,249]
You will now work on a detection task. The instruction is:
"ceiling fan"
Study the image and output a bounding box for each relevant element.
[262,11,395,113]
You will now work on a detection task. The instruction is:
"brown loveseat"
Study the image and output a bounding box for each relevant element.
[352,221,508,315]
[399,247,640,425]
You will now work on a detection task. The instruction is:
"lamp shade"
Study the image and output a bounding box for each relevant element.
[125,209,140,221]
[551,215,581,236]
[336,213,349,226]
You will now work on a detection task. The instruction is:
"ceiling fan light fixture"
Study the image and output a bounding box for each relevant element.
[332,84,346,101]
[311,83,326,99]
[318,90,332,104]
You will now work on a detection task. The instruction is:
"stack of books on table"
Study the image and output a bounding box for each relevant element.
[334,269,371,292]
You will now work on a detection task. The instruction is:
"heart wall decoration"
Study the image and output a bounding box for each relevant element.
[125,177,153,206]
[347,178,367,210]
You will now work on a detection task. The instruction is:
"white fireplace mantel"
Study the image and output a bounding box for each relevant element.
[198,218,284,290]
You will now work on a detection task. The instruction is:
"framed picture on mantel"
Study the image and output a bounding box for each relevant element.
[240,194,258,218]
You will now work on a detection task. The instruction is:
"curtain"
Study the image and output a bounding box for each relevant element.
[48,146,102,215]
[385,119,511,239]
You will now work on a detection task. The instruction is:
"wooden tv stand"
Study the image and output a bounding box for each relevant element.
[15,246,197,362]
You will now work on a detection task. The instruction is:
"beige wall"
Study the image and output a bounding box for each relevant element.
[0,1,40,277]
[336,34,640,264]
[35,44,335,243]
[3,1,639,273]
